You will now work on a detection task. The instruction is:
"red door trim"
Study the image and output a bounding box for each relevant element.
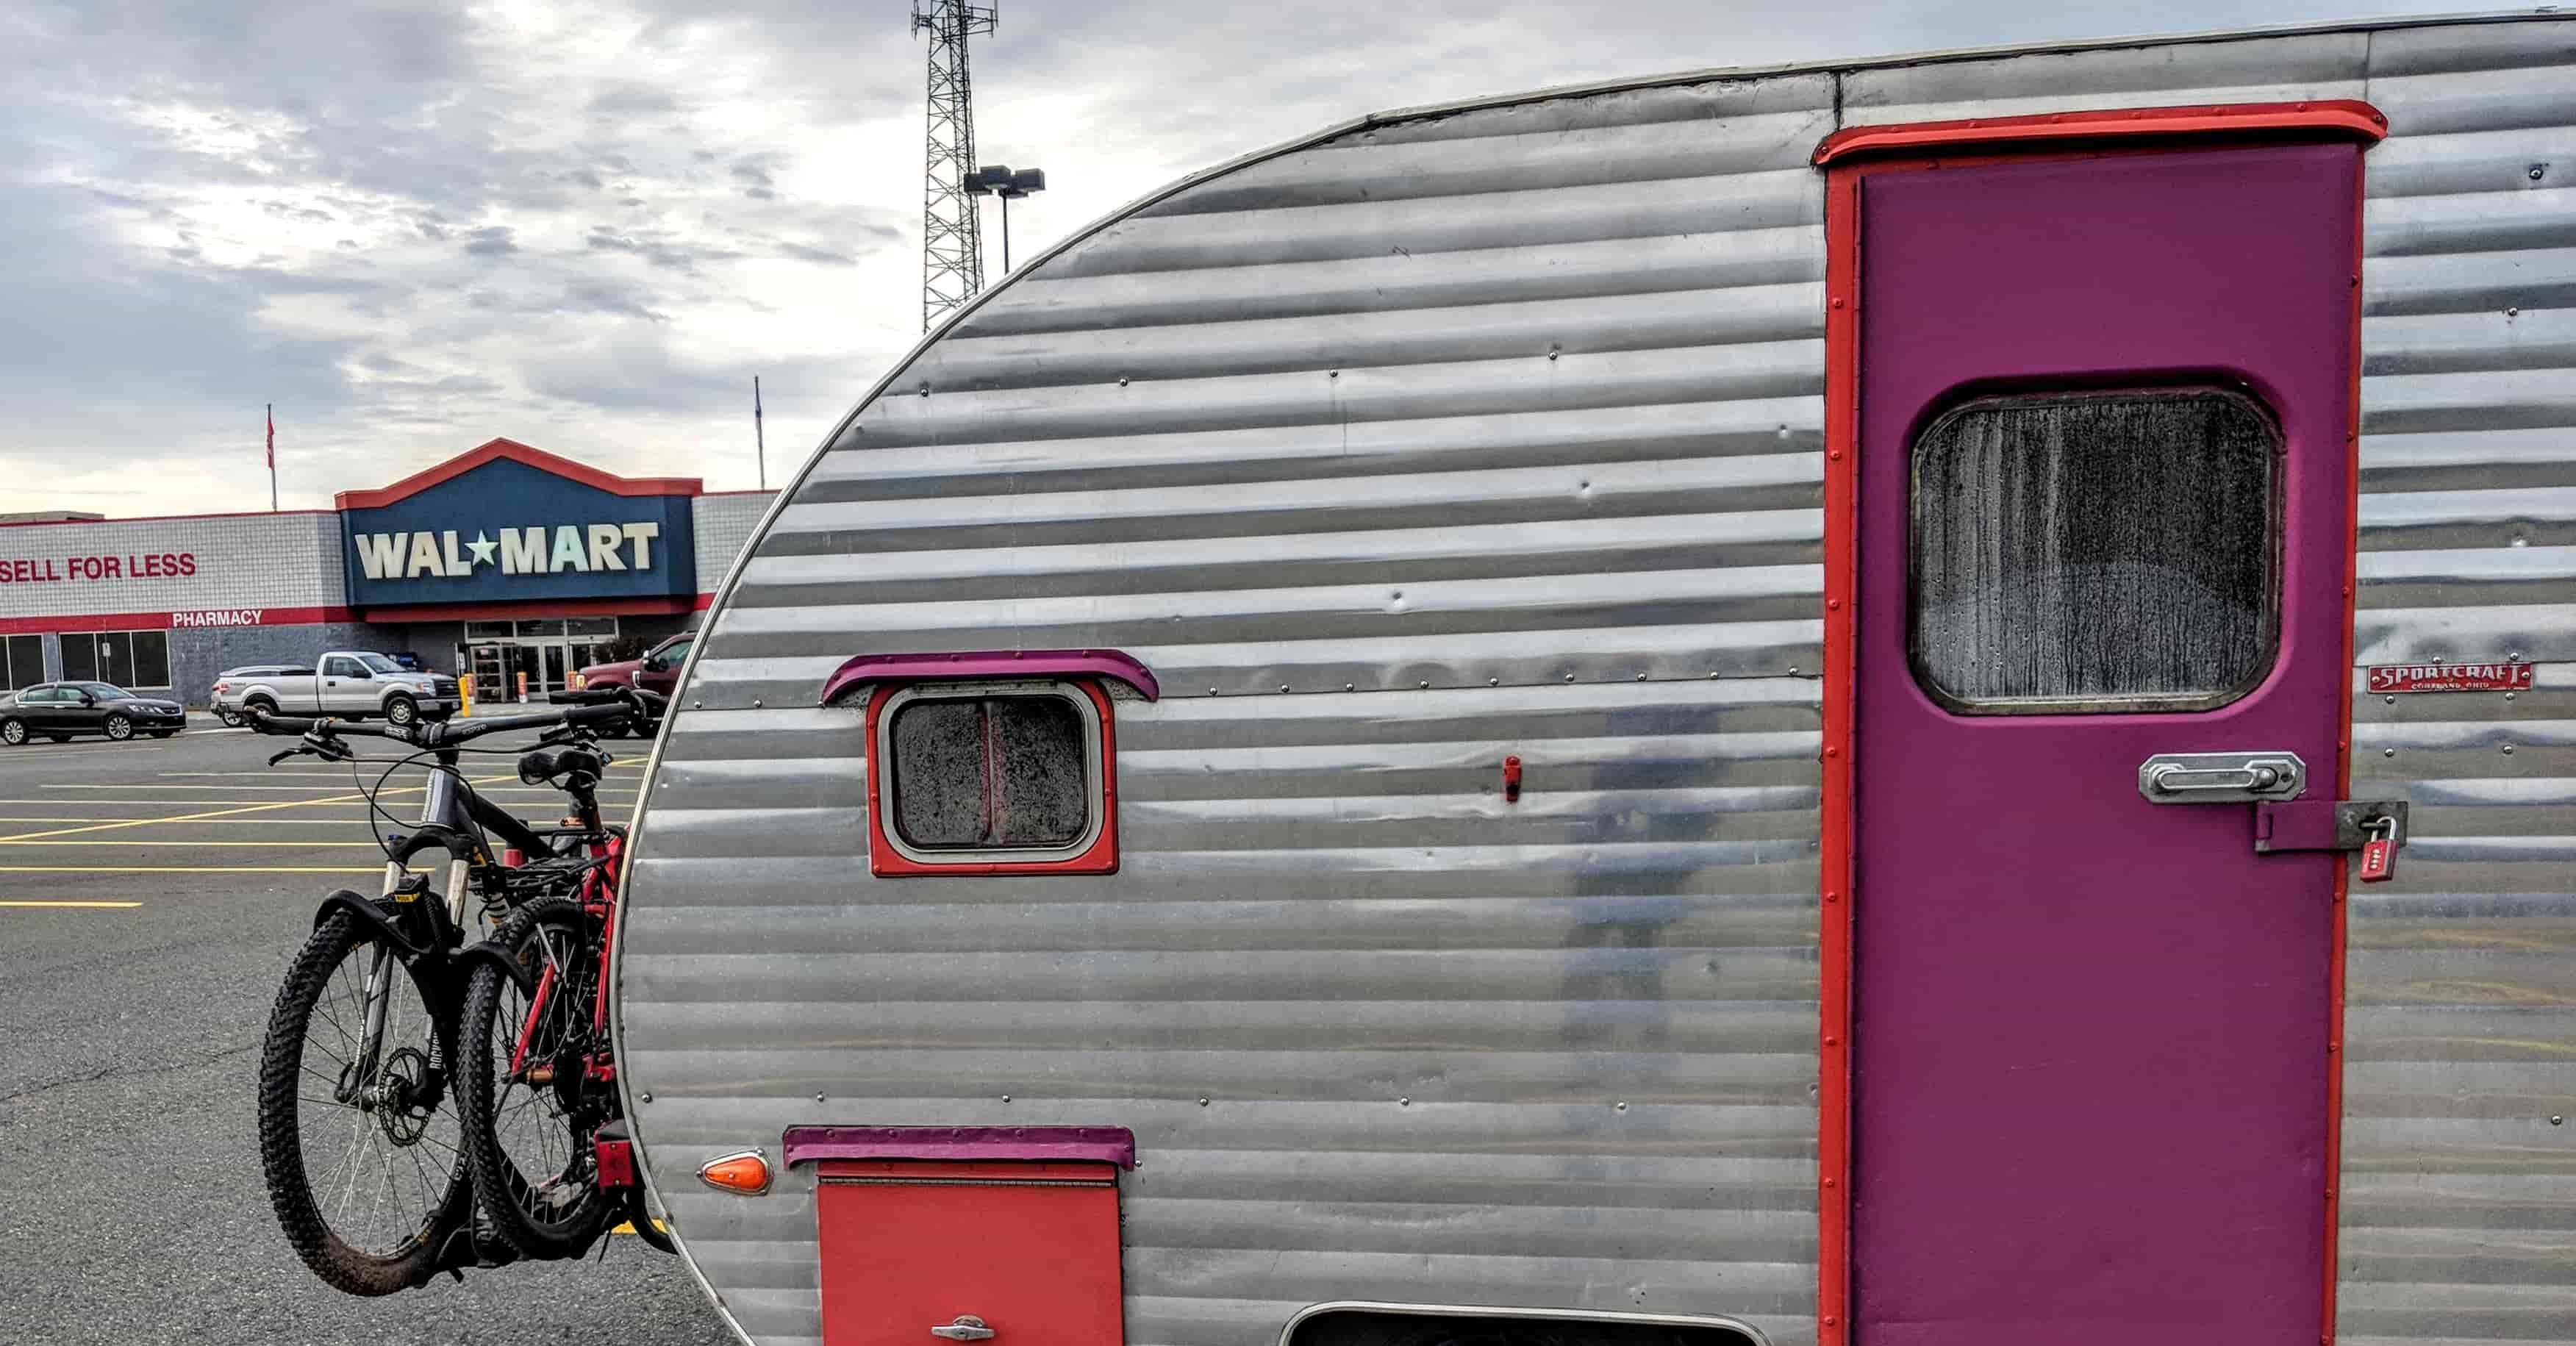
[1814,101,2380,1346]
[1811,99,2386,166]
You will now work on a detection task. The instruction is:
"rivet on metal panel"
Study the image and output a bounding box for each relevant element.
[1563,673,1575,682]
[2505,692,2517,701]
[1000,1095,1010,1103]
[1418,681,1429,689]
[1398,1097,1410,1106]
[2552,1116,2564,1125]
[1117,376,1129,386]
[2532,165,2548,181]
[1328,370,1339,379]
[1548,345,1560,360]
[1198,1097,1209,1106]
[1635,673,1647,681]
[2510,651,2524,662]
[2503,744,2516,755]
[1825,746,1841,759]
[2383,695,2396,704]
[1828,599,1842,611]
[918,384,930,397]
[1278,685,1289,694]
[1208,687,1218,695]
[1614,1102,1628,1112]
[1822,1176,1836,1188]
[692,701,701,709]
[2328,1042,2339,1053]
[2383,748,2397,758]
[815,1092,826,1103]
[1824,1035,1839,1046]
[1825,891,1839,903]
[1344,683,1355,692]
[753,699,763,709]
[640,1092,653,1103]
[2507,307,2520,317]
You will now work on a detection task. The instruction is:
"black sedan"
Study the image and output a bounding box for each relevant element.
[0,681,189,745]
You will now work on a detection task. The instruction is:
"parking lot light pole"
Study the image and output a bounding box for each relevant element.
[967,165,1047,274]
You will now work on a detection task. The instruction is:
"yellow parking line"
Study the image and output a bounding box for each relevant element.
[0,817,380,825]
[0,840,387,848]
[0,800,389,809]
[609,1219,670,1236]
[0,901,143,909]
[0,866,386,874]
[0,787,424,842]
[51,784,409,792]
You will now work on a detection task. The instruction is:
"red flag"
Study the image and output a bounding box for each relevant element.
[265,406,275,470]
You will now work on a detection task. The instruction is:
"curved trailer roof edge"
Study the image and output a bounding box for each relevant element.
[670,5,2573,675]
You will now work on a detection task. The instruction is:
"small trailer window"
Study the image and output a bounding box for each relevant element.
[1910,387,2280,714]
[867,679,1116,873]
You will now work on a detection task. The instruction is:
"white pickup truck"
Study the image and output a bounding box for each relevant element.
[221,651,461,728]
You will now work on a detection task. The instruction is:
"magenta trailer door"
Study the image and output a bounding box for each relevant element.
[1848,140,2365,1344]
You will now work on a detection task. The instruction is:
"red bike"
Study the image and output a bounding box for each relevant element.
[455,734,670,1260]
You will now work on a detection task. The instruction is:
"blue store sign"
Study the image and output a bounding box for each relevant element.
[338,438,699,609]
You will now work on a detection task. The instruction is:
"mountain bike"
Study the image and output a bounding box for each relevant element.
[249,695,644,1295]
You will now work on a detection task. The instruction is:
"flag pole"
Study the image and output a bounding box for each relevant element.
[266,404,278,512]
[754,376,767,491]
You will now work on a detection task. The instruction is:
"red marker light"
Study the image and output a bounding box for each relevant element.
[1503,755,1523,803]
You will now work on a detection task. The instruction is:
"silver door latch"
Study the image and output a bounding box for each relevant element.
[2137,751,2306,803]
[932,1317,997,1342]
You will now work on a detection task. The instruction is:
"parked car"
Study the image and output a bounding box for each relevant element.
[227,651,461,728]
[566,631,692,735]
[210,664,305,727]
[0,681,188,745]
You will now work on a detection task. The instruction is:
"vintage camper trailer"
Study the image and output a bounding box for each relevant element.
[611,14,2575,1346]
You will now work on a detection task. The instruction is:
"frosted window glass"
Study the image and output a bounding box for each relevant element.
[1911,390,2278,713]
[890,695,1089,848]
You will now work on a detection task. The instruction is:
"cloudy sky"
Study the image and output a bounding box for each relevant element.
[7,0,2432,515]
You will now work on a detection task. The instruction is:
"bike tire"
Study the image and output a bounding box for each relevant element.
[257,910,473,1295]
[459,896,615,1260]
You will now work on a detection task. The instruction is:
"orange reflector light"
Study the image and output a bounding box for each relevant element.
[698,1150,772,1195]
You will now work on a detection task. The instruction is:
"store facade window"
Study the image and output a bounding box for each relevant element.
[57,631,172,690]
[0,635,43,692]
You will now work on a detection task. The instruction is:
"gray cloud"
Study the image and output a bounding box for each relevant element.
[4,0,2446,513]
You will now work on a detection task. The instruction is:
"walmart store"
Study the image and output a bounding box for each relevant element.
[0,438,774,706]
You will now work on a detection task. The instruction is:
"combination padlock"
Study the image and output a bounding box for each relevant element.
[2357,815,2400,884]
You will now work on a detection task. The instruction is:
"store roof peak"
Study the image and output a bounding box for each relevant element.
[334,437,704,512]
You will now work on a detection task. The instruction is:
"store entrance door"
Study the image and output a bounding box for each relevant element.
[463,618,620,704]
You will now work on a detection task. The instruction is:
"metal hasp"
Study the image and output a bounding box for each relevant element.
[932,1316,997,1341]
[2253,800,2409,854]
[2136,751,2306,803]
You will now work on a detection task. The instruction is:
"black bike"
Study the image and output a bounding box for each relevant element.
[248,695,646,1295]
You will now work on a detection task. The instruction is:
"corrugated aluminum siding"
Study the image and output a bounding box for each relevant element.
[618,18,2576,1346]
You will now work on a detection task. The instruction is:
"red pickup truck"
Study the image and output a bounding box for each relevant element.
[569,631,692,734]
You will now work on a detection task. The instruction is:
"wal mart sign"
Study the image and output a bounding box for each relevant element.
[340,453,696,608]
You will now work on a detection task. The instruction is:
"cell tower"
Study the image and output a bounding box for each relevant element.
[913,0,998,329]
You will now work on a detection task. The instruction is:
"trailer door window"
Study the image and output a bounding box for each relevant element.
[1910,388,2279,713]
[870,680,1113,873]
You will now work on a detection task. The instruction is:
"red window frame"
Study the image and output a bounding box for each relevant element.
[861,677,1121,877]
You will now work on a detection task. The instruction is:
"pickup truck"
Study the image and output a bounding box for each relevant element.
[222,651,460,728]
[565,631,692,735]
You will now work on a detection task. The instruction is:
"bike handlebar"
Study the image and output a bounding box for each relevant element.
[248,695,640,746]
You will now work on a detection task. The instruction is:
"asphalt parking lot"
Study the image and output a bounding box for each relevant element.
[0,716,734,1346]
